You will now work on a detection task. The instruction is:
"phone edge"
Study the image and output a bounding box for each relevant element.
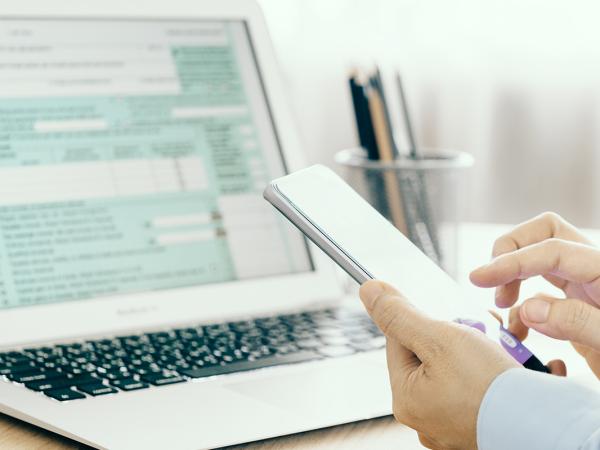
[263,183,372,285]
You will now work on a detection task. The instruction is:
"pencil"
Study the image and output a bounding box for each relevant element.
[396,73,419,159]
[367,82,408,235]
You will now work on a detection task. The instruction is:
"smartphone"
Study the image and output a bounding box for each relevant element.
[263,164,477,323]
[264,165,551,372]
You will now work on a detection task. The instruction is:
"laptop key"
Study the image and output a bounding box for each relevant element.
[68,374,101,385]
[317,346,356,358]
[8,370,62,383]
[110,378,149,391]
[45,388,86,401]
[7,356,33,366]
[65,366,94,376]
[101,370,133,381]
[296,339,321,349]
[141,372,186,386]
[180,350,321,379]
[77,382,118,396]
[0,363,36,376]
[26,377,74,392]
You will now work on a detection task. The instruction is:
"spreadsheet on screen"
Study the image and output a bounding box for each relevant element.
[0,19,312,308]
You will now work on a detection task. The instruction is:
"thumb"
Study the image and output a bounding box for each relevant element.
[520,296,600,350]
[359,280,437,356]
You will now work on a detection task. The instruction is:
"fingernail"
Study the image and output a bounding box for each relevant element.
[359,281,385,309]
[523,299,551,323]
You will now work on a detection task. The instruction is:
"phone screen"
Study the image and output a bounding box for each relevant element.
[267,165,495,332]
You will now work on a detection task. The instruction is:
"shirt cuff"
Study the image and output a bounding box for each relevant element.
[477,368,600,450]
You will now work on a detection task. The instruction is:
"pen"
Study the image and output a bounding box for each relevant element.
[395,72,418,159]
[497,322,550,373]
[455,315,550,374]
[349,71,379,160]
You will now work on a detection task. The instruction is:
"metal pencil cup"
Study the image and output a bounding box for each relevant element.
[335,148,474,278]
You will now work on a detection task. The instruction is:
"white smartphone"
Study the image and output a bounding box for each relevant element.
[264,164,488,325]
[264,165,556,371]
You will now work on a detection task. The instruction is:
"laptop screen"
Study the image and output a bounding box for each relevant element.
[0,18,313,309]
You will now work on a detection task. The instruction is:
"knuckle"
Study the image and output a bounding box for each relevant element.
[539,211,567,234]
[542,212,569,231]
[539,211,562,224]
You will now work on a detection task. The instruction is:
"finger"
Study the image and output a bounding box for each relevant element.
[470,239,600,307]
[359,280,438,358]
[544,273,569,290]
[546,359,567,376]
[489,225,527,308]
[492,212,589,258]
[471,212,590,306]
[508,293,558,340]
[508,306,529,341]
[494,280,522,309]
[520,296,600,349]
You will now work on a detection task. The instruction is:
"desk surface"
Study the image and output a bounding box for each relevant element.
[0,413,422,450]
[1,223,598,449]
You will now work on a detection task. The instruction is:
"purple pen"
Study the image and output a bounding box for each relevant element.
[498,325,549,373]
[455,316,550,373]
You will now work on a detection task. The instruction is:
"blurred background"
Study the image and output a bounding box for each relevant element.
[258,0,600,227]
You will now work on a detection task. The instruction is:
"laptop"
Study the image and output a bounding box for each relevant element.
[0,1,391,448]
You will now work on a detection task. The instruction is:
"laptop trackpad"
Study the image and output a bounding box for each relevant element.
[225,357,391,420]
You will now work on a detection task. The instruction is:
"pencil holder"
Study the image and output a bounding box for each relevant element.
[335,147,474,279]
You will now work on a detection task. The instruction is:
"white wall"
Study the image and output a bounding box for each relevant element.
[258,0,600,227]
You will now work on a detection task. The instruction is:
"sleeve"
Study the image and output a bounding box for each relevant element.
[477,368,600,450]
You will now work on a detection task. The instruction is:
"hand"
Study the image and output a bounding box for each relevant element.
[359,280,518,450]
[508,294,600,377]
[470,212,600,377]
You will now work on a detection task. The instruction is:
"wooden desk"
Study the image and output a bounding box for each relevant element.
[1,223,598,449]
[0,412,86,449]
[0,413,422,450]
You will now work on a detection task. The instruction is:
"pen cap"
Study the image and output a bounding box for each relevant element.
[454,318,486,334]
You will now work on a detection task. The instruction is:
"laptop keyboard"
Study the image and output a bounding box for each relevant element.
[0,308,384,401]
